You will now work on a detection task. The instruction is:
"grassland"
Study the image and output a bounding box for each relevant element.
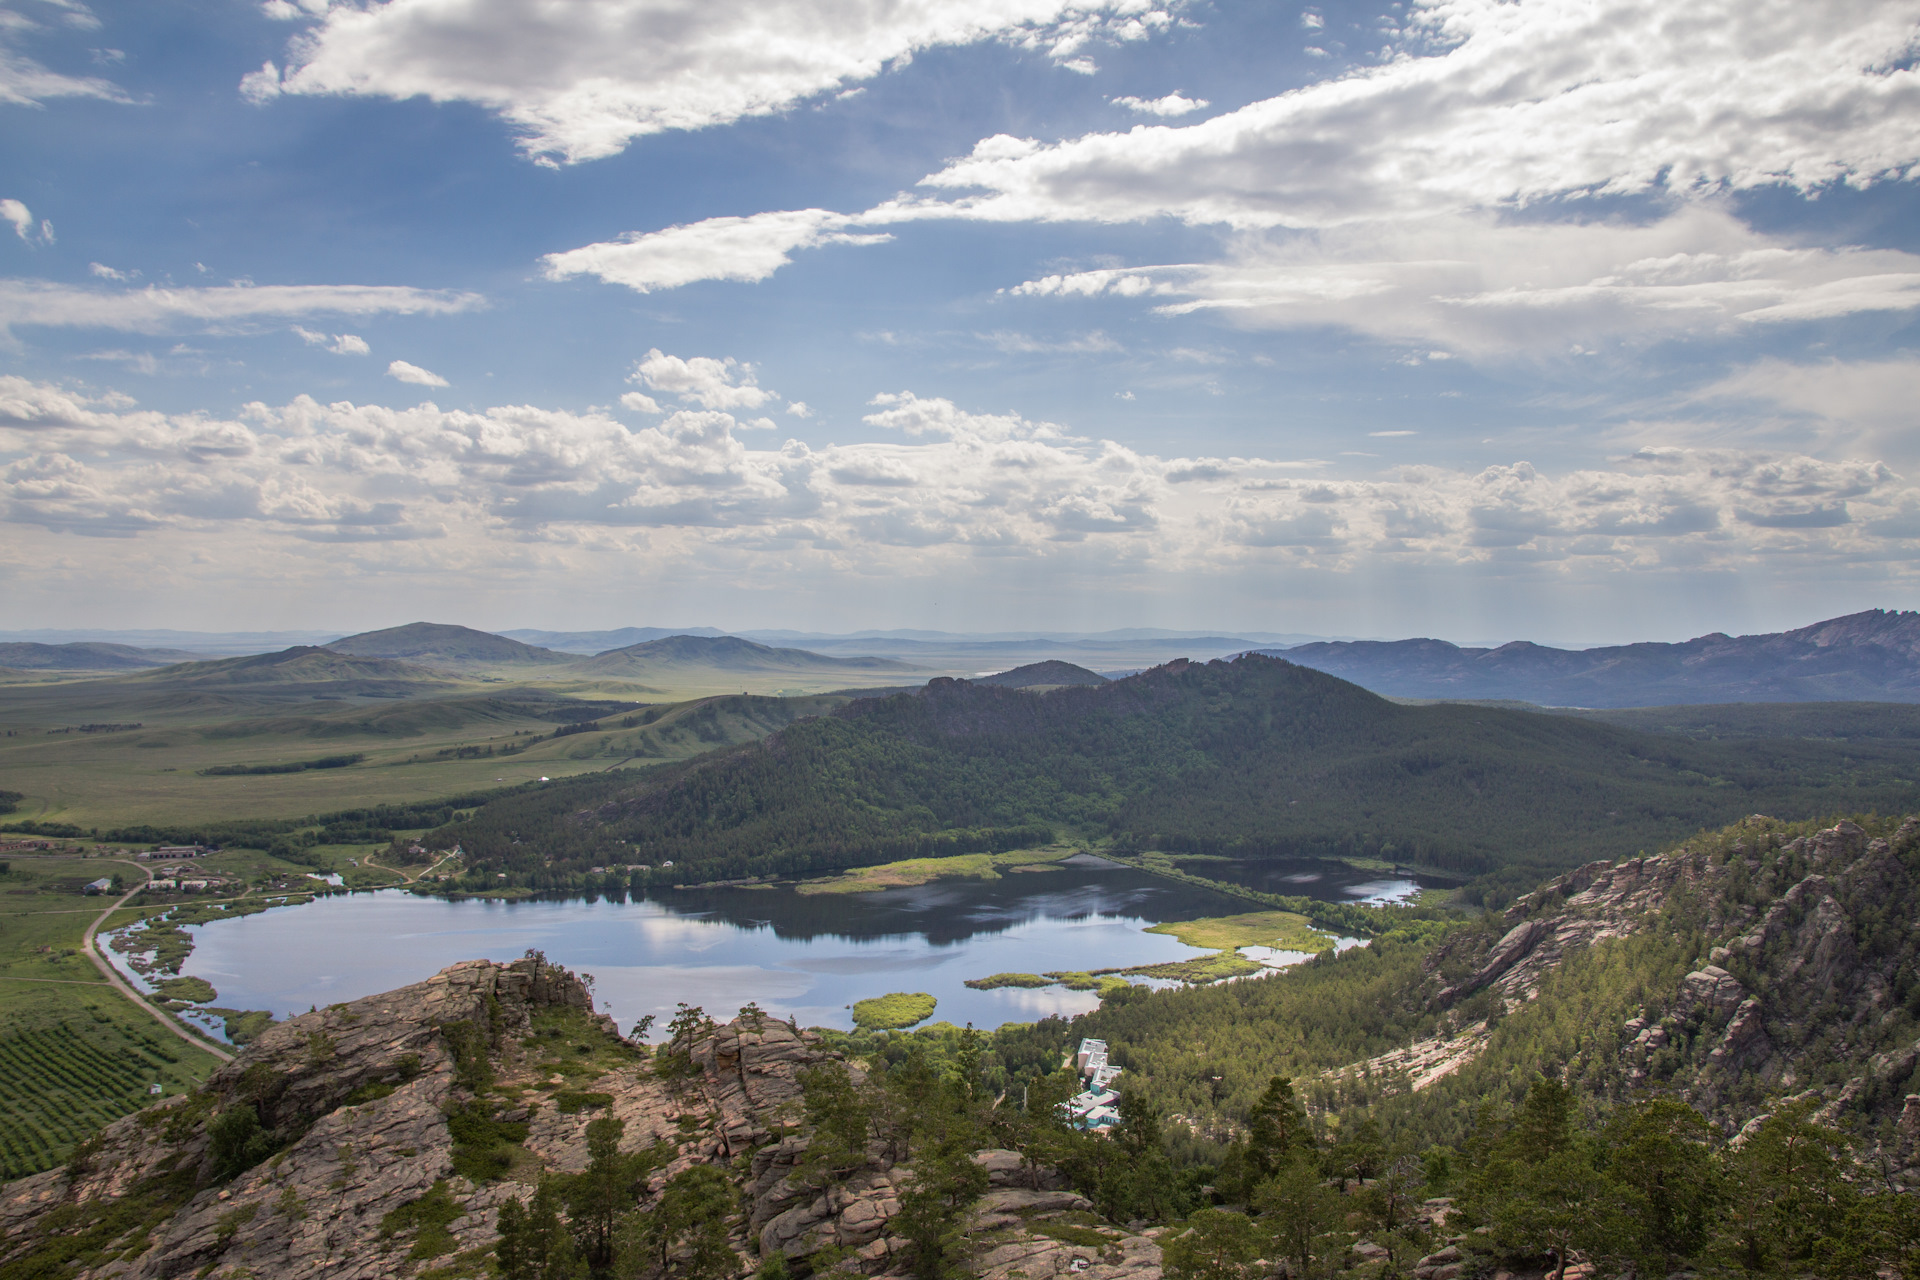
[1143,910,1338,953]
[850,992,938,1030]
[0,855,228,1176]
[0,670,853,827]
[794,844,1078,895]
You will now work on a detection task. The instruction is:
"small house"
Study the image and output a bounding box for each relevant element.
[83,878,113,895]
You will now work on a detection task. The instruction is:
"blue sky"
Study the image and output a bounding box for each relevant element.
[4,0,1920,643]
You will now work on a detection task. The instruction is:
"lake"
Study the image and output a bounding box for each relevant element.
[155,855,1415,1041]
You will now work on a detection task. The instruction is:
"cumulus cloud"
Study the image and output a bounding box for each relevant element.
[1109,91,1208,116]
[245,0,1183,165]
[542,210,892,292]
[386,359,448,387]
[915,0,1920,230]
[3,376,1914,598]
[630,349,777,410]
[0,280,484,336]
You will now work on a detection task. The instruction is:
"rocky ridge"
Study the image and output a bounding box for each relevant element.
[0,958,1164,1280]
[1342,817,1920,1166]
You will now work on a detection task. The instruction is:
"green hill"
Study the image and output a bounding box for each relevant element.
[326,622,568,666]
[128,646,453,695]
[425,655,1920,885]
[973,660,1108,689]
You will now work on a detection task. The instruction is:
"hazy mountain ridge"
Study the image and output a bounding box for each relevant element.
[0,642,201,671]
[1273,608,1920,707]
[572,635,914,676]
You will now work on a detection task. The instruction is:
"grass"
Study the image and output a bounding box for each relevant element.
[851,992,938,1030]
[1144,910,1338,953]
[0,673,862,828]
[795,844,1077,895]
[0,853,239,1176]
[0,980,220,1178]
[964,972,1054,990]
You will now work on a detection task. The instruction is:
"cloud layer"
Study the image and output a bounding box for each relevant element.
[541,0,1920,356]
[246,0,1181,164]
[4,363,1914,606]
[0,280,485,335]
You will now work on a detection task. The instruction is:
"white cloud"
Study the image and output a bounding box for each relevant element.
[915,0,1920,230]
[1006,206,1920,354]
[0,24,128,107]
[296,327,371,355]
[87,261,133,280]
[3,374,1918,614]
[386,359,449,387]
[630,349,776,410]
[786,401,813,418]
[0,279,484,335]
[1110,91,1208,116]
[247,0,1184,165]
[0,199,33,241]
[543,209,892,292]
[620,391,664,414]
[1300,9,1323,29]
[542,0,1920,360]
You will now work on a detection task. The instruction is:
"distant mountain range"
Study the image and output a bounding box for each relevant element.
[1270,609,1920,707]
[568,634,913,678]
[18,612,1920,707]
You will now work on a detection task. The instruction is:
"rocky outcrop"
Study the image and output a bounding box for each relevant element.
[1351,815,1920,1157]
[1,961,1167,1280]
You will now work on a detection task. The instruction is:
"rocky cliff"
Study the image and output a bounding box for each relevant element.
[1361,816,1920,1172]
[0,957,1165,1280]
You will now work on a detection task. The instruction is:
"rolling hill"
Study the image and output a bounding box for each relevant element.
[326,622,569,667]
[0,642,201,671]
[566,634,915,678]
[973,660,1108,689]
[1272,608,1920,706]
[424,654,1920,885]
[499,625,726,652]
[128,646,453,694]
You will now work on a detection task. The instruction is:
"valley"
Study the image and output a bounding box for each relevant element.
[5,618,1920,1280]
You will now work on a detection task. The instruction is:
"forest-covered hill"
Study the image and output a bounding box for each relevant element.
[421,655,1920,886]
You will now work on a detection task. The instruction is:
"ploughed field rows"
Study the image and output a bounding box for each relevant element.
[0,1023,186,1179]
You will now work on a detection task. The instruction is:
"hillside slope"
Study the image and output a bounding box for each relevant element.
[0,642,200,671]
[328,622,570,667]
[1275,608,1920,706]
[426,655,1920,883]
[127,646,454,694]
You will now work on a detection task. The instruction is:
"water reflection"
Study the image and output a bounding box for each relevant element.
[164,856,1390,1042]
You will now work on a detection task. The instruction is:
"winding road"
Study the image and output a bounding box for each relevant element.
[81,860,235,1064]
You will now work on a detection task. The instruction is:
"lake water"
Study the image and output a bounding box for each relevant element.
[154,855,1415,1041]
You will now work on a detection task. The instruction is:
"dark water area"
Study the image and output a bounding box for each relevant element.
[652,854,1254,945]
[145,856,1397,1043]
[1172,856,1422,903]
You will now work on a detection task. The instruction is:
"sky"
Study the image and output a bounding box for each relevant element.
[3,0,1920,645]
